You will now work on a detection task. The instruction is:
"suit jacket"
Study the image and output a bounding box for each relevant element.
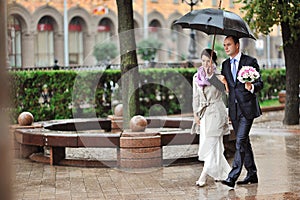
[221,54,263,120]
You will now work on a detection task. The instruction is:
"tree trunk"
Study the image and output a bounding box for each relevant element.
[116,0,140,129]
[0,1,12,199]
[281,21,300,125]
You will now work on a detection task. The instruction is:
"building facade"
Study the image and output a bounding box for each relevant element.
[7,0,283,68]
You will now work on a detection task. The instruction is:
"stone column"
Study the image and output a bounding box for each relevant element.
[83,32,96,65]
[108,104,124,132]
[118,115,162,168]
[119,132,162,168]
[54,31,64,66]
[22,33,35,67]
[157,33,168,62]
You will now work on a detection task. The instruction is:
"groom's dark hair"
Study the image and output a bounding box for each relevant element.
[226,35,239,45]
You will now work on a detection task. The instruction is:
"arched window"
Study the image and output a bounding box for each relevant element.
[35,16,54,66]
[96,18,114,44]
[69,17,84,65]
[8,15,22,68]
[149,20,161,39]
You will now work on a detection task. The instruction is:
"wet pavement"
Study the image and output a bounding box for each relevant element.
[12,111,300,199]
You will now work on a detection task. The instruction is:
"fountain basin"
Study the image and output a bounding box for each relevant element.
[11,117,236,168]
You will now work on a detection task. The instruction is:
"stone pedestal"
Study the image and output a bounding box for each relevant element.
[50,147,66,165]
[10,125,42,158]
[119,132,162,168]
[108,115,123,131]
[278,90,286,104]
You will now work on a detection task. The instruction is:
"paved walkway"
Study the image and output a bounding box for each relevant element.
[12,111,300,200]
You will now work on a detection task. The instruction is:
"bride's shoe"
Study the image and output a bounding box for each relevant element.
[196,180,206,187]
[196,172,207,187]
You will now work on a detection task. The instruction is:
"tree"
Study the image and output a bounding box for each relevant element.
[116,0,140,128]
[137,37,162,62]
[0,1,12,199]
[237,0,300,125]
[93,41,118,63]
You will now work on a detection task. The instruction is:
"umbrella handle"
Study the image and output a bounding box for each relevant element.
[210,0,222,67]
[210,33,217,67]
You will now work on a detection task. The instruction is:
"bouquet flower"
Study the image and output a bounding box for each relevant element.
[237,66,260,83]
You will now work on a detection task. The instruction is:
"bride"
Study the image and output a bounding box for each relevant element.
[191,48,231,187]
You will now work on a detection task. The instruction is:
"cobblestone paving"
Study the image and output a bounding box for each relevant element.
[253,110,299,129]
[12,110,300,199]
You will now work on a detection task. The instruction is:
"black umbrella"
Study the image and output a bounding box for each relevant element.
[174,6,255,92]
[174,8,256,40]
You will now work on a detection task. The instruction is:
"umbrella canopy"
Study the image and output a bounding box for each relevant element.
[174,8,256,40]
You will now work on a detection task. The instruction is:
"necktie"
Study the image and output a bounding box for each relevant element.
[231,58,237,82]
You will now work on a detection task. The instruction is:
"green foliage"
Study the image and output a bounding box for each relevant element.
[9,68,285,123]
[93,41,118,62]
[139,68,195,115]
[9,70,76,122]
[258,68,286,101]
[214,42,227,64]
[260,98,281,107]
[9,70,121,123]
[235,0,300,43]
[137,37,162,61]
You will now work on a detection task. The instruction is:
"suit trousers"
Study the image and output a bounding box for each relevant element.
[228,103,257,181]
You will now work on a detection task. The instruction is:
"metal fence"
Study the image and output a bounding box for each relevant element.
[7,62,194,71]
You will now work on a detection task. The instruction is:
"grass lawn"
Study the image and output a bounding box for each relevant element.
[260,98,282,107]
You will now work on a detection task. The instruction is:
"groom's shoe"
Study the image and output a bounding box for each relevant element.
[221,178,235,188]
[236,174,258,185]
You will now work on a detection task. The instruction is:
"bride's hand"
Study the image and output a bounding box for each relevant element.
[204,65,213,77]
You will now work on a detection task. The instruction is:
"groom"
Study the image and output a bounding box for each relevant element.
[220,35,263,188]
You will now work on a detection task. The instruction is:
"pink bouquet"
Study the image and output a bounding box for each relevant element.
[237,66,260,83]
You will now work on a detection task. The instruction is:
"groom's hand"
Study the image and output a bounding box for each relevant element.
[217,75,229,93]
[245,82,252,91]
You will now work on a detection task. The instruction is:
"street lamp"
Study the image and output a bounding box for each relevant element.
[182,0,201,60]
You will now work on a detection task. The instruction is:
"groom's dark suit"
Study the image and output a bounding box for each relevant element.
[221,53,263,182]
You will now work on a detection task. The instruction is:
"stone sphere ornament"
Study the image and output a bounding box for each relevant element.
[18,111,34,126]
[130,115,148,132]
[114,104,123,117]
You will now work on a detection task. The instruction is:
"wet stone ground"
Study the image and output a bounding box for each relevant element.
[12,110,300,199]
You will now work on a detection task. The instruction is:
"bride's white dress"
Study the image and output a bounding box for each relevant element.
[198,116,231,180]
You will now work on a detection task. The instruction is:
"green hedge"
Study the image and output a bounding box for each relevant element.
[259,68,286,101]
[9,68,285,123]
